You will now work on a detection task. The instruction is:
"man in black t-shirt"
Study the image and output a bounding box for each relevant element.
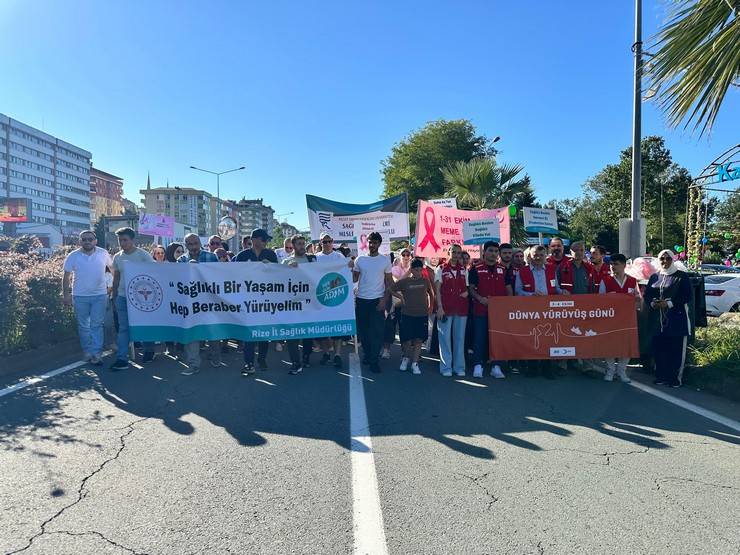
[233,229,278,375]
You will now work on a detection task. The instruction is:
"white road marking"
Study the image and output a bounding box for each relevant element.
[629,380,740,434]
[455,379,488,388]
[254,378,276,386]
[0,360,87,398]
[349,353,388,555]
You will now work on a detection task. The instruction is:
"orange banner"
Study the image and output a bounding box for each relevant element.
[488,294,639,360]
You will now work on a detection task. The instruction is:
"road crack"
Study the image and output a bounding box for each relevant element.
[654,476,737,491]
[541,446,649,466]
[46,530,148,554]
[455,472,499,510]
[7,417,148,554]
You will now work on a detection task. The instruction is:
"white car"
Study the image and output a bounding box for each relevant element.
[704,274,740,316]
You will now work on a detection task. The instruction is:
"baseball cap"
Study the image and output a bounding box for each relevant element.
[250,228,272,241]
[319,232,332,241]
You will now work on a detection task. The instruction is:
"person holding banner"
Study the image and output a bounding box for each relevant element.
[557,241,600,295]
[234,229,278,375]
[602,254,640,383]
[469,241,507,379]
[282,235,317,374]
[434,244,469,377]
[177,234,220,376]
[384,258,434,375]
[109,227,157,371]
[515,245,559,379]
[353,232,393,373]
[316,233,348,369]
[643,250,693,388]
[590,245,611,289]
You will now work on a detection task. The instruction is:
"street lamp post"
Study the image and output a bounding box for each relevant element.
[630,0,645,258]
[189,164,246,211]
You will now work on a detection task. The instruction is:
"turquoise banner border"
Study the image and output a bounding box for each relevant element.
[129,320,356,343]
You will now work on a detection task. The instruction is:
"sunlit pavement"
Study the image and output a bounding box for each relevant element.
[1,343,739,554]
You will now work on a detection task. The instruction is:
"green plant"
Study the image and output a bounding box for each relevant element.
[689,321,740,373]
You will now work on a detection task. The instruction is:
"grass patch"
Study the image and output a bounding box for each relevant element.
[686,316,740,401]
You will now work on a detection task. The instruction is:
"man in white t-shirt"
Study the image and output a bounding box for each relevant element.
[316,232,350,368]
[109,227,155,371]
[275,237,294,263]
[63,230,112,365]
[352,232,393,373]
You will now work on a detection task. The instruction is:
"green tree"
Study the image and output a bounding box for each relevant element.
[94,216,107,249]
[575,137,691,253]
[646,0,739,135]
[382,119,496,213]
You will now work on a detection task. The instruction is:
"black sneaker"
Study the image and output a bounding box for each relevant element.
[241,363,255,376]
[369,363,381,374]
[320,353,331,366]
[109,360,128,371]
[289,363,303,375]
[333,355,342,369]
[141,352,155,363]
[653,379,666,385]
[257,358,268,371]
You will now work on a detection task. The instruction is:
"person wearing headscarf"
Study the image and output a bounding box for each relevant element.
[643,249,692,387]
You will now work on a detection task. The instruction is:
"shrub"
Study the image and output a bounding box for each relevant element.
[689,317,740,374]
[0,246,78,356]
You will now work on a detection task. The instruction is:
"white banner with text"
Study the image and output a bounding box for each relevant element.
[124,261,356,343]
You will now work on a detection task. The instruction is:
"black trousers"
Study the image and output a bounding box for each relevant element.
[653,335,687,385]
[243,341,268,363]
[287,339,313,365]
[356,297,385,365]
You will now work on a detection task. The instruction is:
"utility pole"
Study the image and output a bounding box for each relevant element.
[629,0,645,258]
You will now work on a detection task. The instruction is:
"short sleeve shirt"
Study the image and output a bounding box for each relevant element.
[316,250,348,265]
[63,247,112,296]
[112,248,154,296]
[354,254,392,299]
[392,277,431,316]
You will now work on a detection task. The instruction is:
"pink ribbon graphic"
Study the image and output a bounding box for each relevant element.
[417,206,441,251]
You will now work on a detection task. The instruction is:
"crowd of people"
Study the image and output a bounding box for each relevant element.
[62,226,693,389]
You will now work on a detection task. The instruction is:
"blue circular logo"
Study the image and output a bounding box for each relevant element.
[316,272,349,307]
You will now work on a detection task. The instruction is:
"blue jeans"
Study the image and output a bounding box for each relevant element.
[73,294,107,356]
[437,315,467,374]
[116,296,154,362]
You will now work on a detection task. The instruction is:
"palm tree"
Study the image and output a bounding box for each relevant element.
[442,157,531,245]
[441,157,528,211]
[646,0,739,136]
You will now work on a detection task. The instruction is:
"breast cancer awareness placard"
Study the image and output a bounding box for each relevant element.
[413,200,510,258]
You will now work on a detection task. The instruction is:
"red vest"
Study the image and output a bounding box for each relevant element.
[472,262,507,316]
[592,262,611,287]
[603,274,638,295]
[438,262,468,316]
[518,264,558,295]
[557,259,596,293]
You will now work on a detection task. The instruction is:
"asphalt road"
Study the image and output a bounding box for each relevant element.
[1,343,739,554]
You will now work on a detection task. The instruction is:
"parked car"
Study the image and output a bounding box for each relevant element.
[704,274,740,316]
[699,264,740,275]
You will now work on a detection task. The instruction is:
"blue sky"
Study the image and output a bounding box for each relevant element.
[1,0,737,229]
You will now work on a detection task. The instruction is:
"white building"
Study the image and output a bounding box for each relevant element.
[234,198,275,241]
[0,114,92,238]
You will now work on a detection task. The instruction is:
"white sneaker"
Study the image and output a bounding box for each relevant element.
[381,348,391,359]
[473,365,483,378]
[454,370,465,377]
[491,365,505,379]
[441,370,453,377]
[399,357,409,371]
[275,342,283,352]
[181,367,200,376]
[617,369,631,383]
[604,369,615,382]
[411,363,421,375]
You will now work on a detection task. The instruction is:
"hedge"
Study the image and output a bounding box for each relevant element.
[0,248,78,356]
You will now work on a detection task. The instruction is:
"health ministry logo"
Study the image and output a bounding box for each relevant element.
[316,272,349,307]
[127,275,163,312]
